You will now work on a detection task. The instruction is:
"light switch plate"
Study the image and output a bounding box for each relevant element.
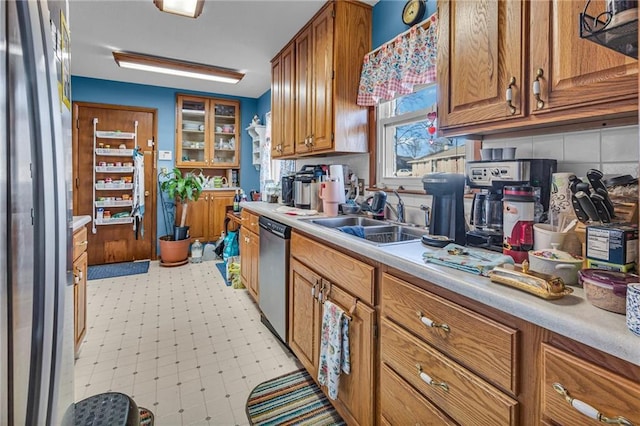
[159,150,172,161]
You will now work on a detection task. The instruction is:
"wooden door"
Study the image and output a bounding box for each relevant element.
[296,26,313,154]
[280,43,296,157]
[176,95,209,168]
[271,53,283,158]
[73,250,87,356]
[73,103,157,265]
[211,191,235,242]
[310,4,334,151]
[438,0,525,129]
[176,196,209,241]
[529,0,638,116]
[326,282,375,426]
[289,258,322,378]
[240,228,253,299]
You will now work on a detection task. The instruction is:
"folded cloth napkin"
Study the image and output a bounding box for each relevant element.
[318,300,350,400]
[337,225,366,238]
[422,243,514,276]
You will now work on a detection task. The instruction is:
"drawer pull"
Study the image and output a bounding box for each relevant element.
[416,364,449,392]
[553,383,633,426]
[76,240,88,246]
[417,311,450,333]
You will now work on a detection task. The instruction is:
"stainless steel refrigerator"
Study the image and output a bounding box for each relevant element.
[1,0,74,424]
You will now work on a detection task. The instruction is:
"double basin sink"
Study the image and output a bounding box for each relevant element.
[301,215,430,246]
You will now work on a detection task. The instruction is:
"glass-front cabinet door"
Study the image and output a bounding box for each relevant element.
[176,96,208,167]
[211,100,239,167]
[176,95,239,168]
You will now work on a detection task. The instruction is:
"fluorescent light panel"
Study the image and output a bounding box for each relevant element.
[113,51,244,84]
[154,0,204,18]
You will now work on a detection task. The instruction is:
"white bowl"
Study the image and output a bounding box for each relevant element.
[528,247,583,285]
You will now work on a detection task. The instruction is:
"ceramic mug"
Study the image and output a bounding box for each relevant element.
[213,176,228,188]
[627,284,640,337]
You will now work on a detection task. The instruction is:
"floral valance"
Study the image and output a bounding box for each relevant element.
[357,13,438,106]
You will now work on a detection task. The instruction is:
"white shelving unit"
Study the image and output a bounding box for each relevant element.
[92,118,138,233]
[246,124,266,171]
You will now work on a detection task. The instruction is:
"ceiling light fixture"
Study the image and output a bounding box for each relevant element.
[154,0,204,18]
[112,51,245,84]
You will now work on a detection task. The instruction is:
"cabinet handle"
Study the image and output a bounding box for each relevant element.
[552,383,633,425]
[76,240,88,246]
[416,364,449,392]
[506,76,516,115]
[532,68,545,110]
[416,311,450,333]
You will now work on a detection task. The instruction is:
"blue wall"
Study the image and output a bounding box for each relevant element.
[72,76,259,238]
[372,0,438,48]
[257,89,271,125]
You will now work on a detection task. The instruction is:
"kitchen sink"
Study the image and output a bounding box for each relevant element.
[361,225,430,245]
[301,215,430,245]
[303,215,388,228]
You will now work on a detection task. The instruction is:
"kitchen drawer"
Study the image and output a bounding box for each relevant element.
[381,320,518,426]
[73,226,88,261]
[541,344,640,425]
[381,273,517,393]
[380,363,457,426]
[241,209,260,235]
[291,232,374,305]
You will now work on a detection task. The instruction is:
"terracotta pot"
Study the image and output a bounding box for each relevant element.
[159,235,191,264]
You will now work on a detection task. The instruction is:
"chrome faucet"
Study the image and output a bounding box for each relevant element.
[419,204,431,228]
[392,190,405,224]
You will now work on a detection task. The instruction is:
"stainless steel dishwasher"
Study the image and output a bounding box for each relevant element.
[258,216,291,343]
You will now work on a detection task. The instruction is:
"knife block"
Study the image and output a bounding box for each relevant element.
[573,198,638,264]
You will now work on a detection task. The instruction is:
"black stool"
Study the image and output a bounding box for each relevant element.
[75,392,139,426]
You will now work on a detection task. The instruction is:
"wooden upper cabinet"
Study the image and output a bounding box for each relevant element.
[308,5,334,152]
[438,0,638,136]
[529,0,638,116]
[271,0,371,158]
[295,26,313,154]
[175,95,240,168]
[271,42,295,158]
[438,0,525,129]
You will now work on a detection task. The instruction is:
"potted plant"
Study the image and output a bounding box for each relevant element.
[158,168,204,265]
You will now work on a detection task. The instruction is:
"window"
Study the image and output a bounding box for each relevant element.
[376,84,466,189]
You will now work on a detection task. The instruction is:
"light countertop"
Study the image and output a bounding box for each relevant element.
[241,201,640,366]
[72,215,91,232]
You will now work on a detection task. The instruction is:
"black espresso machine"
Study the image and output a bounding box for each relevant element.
[465,158,557,251]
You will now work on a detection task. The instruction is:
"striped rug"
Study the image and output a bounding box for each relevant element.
[245,369,345,426]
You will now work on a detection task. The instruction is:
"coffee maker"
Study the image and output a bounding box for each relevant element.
[422,173,467,245]
[281,173,295,206]
[465,158,557,251]
[294,165,326,209]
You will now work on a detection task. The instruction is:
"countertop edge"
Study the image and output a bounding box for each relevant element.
[241,201,640,366]
[72,215,92,232]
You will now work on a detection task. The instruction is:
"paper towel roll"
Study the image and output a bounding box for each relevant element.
[329,165,346,204]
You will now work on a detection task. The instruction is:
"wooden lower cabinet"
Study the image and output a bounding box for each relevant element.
[290,232,376,425]
[541,344,640,425]
[240,209,260,301]
[240,224,259,302]
[176,190,235,242]
[380,363,456,426]
[73,226,88,357]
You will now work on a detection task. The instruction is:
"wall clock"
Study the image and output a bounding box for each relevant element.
[402,0,426,26]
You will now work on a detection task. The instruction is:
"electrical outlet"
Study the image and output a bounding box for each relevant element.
[357,179,365,194]
[160,167,168,176]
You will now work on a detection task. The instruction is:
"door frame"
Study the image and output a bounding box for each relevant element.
[72,101,159,260]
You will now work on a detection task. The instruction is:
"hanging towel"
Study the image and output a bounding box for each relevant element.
[422,243,514,276]
[317,300,350,400]
[131,148,145,238]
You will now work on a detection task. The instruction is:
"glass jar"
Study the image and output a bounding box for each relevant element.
[190,239,203,263]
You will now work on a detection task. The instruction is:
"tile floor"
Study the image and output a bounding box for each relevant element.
[74,260,302,426]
